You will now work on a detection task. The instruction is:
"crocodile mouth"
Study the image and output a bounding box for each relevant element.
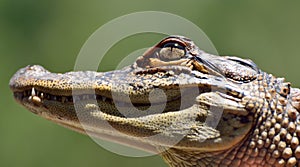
[10,63,218,119]
[13,88,112,105]
[12,85,204,118]
[12,83,253,153]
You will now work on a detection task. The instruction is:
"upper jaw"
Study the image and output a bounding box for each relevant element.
[9,62,209,101]
[9,64,214,117]
[10,63,247,117]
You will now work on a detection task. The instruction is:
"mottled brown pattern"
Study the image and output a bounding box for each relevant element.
[10,36,300,166]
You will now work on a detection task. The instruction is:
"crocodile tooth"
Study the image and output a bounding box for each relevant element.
[40,93,44,98]
[73,96,80,102]
[17,92,23,99]
[61,96,66,103]
[31,87,36,96]
[102,96,106,102]
[155,51,159,57]
[32,96,41,104]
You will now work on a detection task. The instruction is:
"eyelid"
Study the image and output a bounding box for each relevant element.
[226,56,259,72]
[158,37,187,48]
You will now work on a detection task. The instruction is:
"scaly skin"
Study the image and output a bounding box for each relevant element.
[10,36,300,167]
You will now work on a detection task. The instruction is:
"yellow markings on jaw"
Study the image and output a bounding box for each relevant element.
[191,61,209,74]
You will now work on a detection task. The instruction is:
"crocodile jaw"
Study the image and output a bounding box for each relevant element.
[10,64,252,153]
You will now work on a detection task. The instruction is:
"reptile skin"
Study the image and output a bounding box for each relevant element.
[10,36,300,167]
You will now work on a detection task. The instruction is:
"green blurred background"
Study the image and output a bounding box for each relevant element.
[1,0,300,167]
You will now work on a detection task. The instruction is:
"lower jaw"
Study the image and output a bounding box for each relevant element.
[14,90,197,118]
[22,102,161,153]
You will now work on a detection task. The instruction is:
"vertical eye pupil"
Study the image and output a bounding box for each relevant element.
[159,42,186,60]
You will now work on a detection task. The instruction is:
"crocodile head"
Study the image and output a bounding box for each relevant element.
[10,36,299,166]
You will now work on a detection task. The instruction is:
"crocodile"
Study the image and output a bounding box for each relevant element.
[10,36,300,167]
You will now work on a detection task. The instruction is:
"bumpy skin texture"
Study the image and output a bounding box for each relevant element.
[10,36,300,167]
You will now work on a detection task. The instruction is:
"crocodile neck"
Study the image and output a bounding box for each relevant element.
[10,36,300,166]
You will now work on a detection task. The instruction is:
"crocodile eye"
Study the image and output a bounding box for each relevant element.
[159,42,186,60]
